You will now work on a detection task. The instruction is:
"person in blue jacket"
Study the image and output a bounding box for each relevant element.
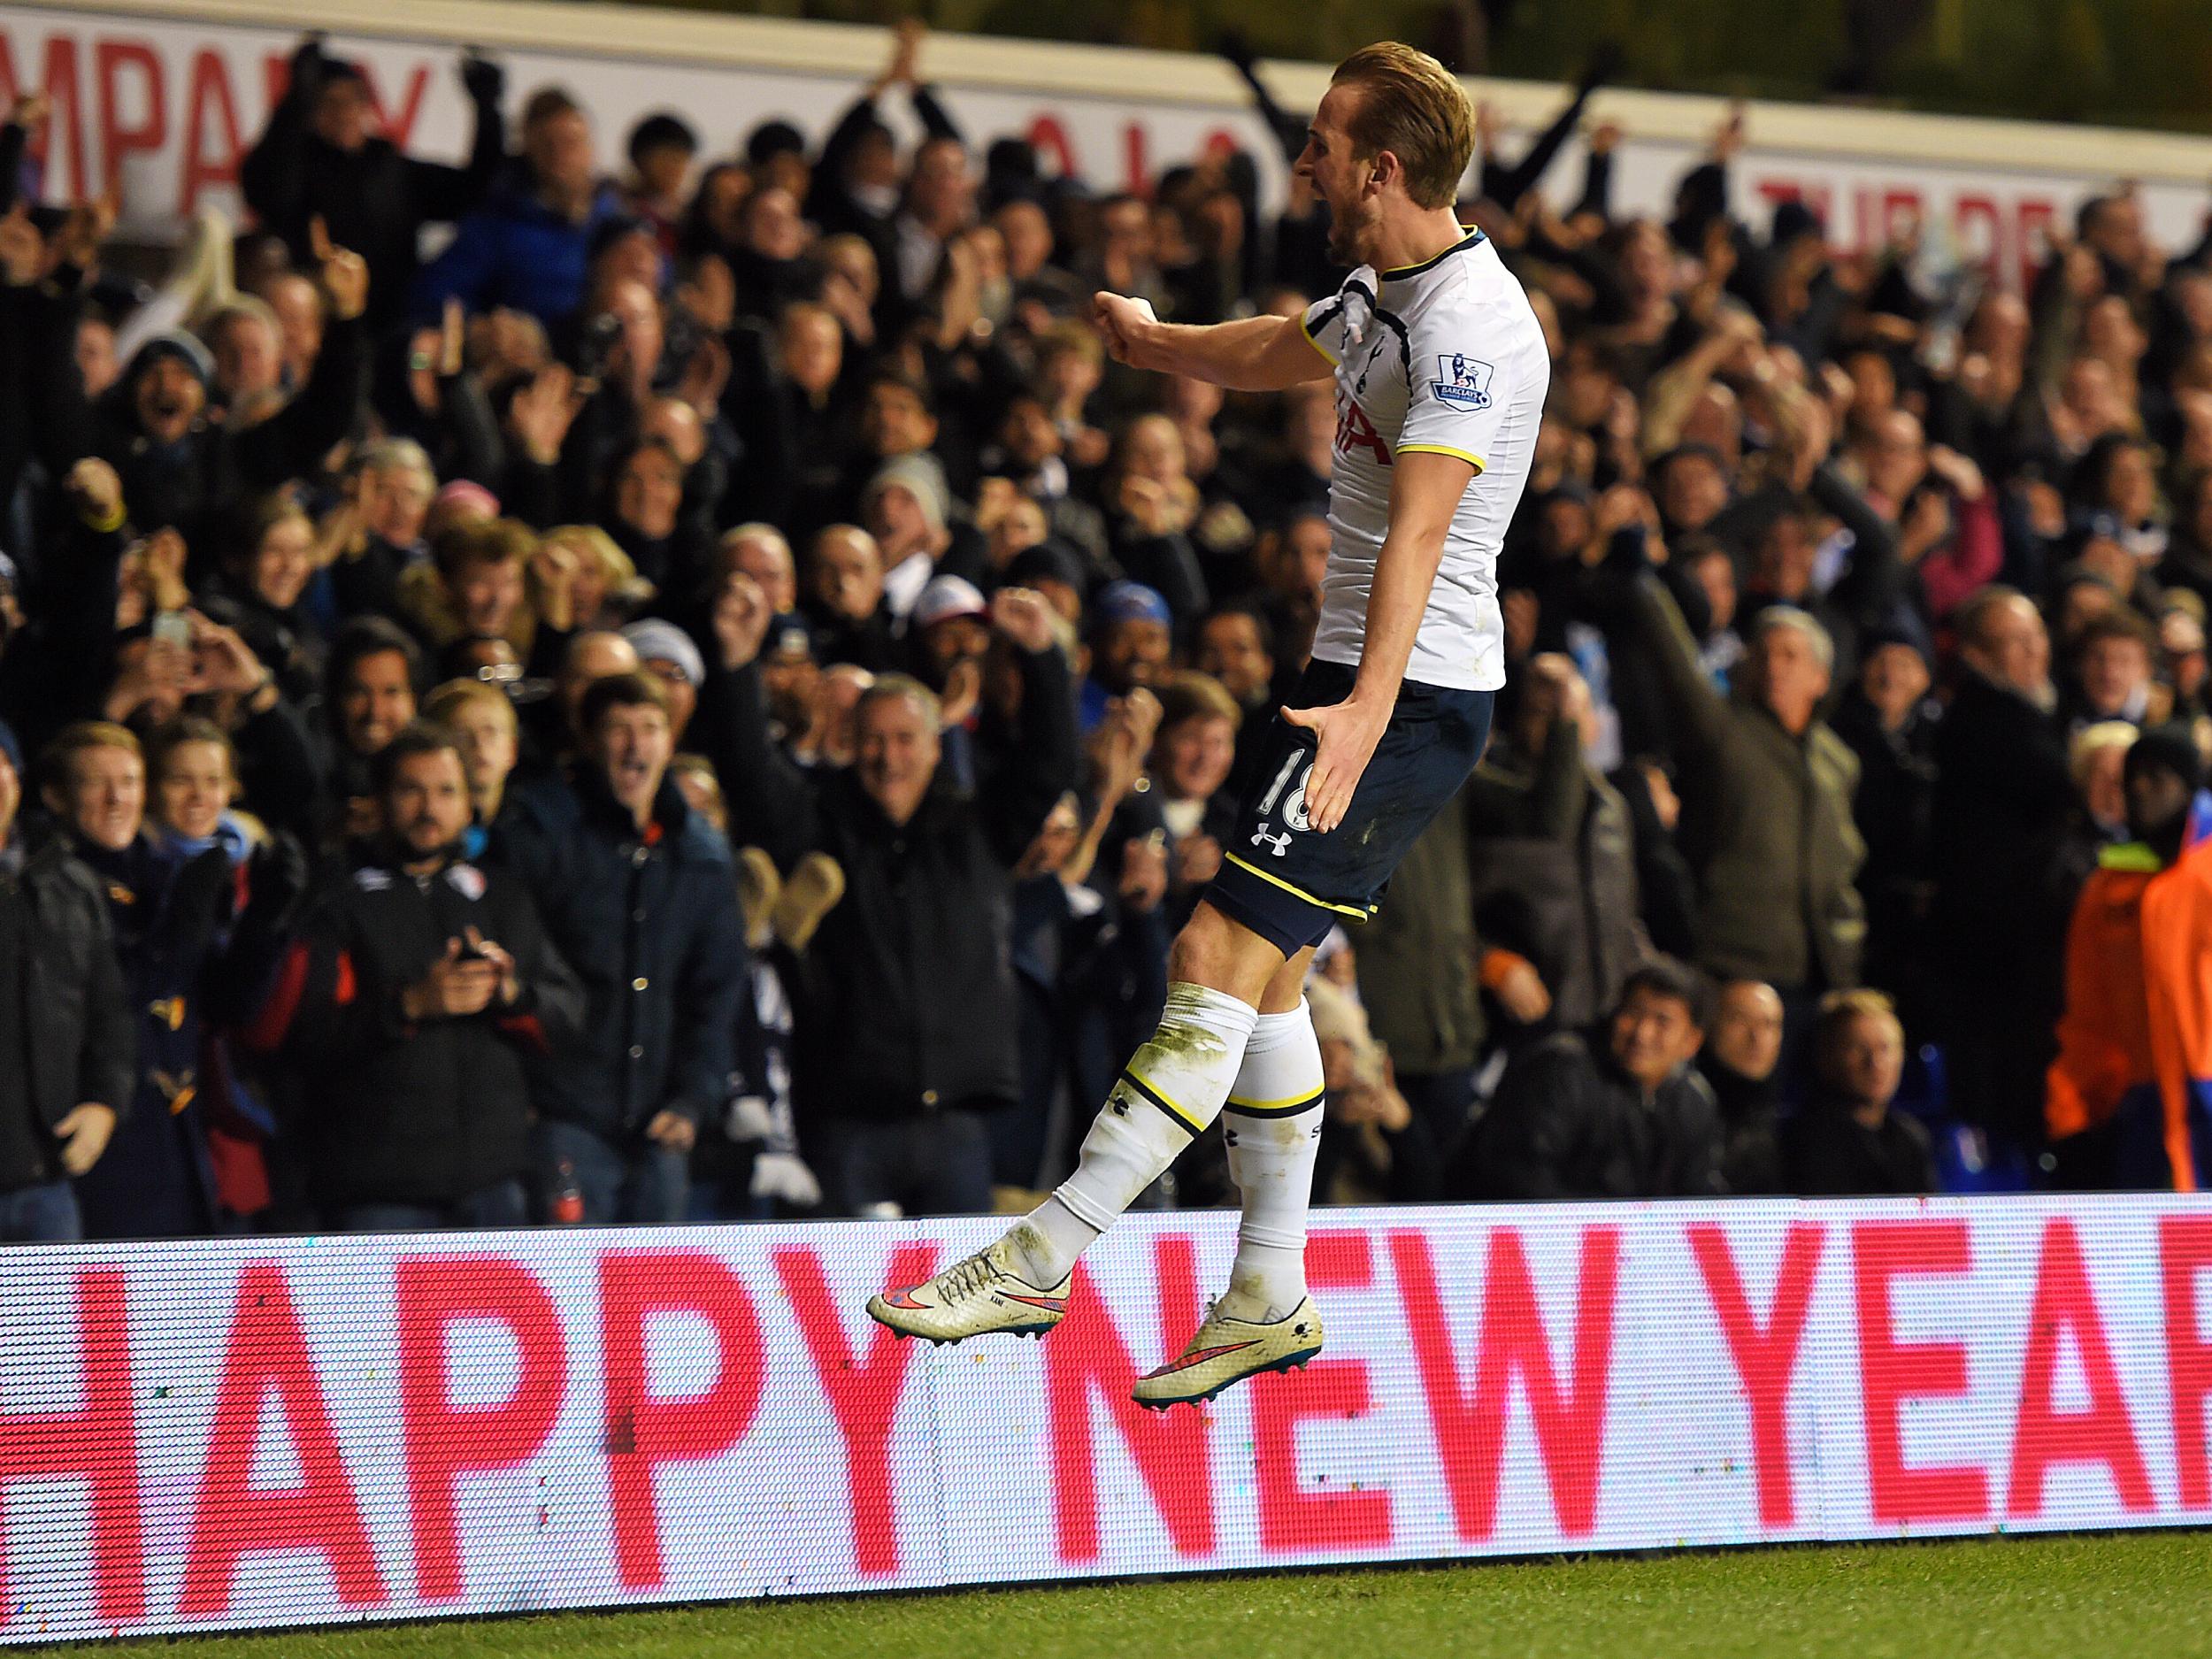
[411,88,628,331]
[500,671,748,1222]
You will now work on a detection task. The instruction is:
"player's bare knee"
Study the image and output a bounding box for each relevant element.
[1258,948,1316,1015]
[1169,903,1280,1004]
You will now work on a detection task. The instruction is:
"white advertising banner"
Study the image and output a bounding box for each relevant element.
[2,1197,2210,1644]
[3,2,2211,292]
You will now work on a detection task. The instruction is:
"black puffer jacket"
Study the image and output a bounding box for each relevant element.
[271,851,583,1207]
[1450,1029,1726,1201]
[12,844,135,1141]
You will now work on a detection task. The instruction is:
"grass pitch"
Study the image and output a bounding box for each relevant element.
[39,1531,2212,1658]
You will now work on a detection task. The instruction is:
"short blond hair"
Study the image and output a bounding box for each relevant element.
[1815,988,1904,1071]
[425,676,519,735]
[42,720,141,789]
[2070,719,2138,791]
[1330,42,1476,211]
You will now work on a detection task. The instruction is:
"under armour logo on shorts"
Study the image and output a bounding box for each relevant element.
[1250,827,1293,857]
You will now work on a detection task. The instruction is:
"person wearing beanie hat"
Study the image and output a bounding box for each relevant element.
[83,224,369,539]
[1094,580,1172,629]
[130,330,216,393]
[622,618,707,741]
[621,618,706,688]
[863,457,970,624]
[2049,722,2212,1190]
[430,478,501,527]
[1079,580,1172,732]
[2123,723,2206,845]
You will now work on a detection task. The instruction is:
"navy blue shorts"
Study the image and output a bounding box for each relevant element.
[1205,659,1494,956]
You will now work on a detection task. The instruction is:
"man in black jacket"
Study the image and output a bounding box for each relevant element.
[1452,956,1726,1202]
[503,672,748,1223]
[721,585,1078,1214]
[1699,979,1786,1194]
[1931,587,2076,1156]
[241,36,507,334]
[1782,988,1936,1195]
[268,724,581,1229]
[0,780,134,1242]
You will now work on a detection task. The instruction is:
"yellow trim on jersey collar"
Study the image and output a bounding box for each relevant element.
[1380,227,1485,279]
[1300,313,1340,366]
[1397,442,1487,472]
[1222,852,1374,920]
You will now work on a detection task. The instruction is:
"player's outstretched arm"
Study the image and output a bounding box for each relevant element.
[1282,449,1479,833]
[1092,291,1333,391]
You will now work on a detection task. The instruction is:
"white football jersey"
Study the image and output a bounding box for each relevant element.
[1301,229,1550,691]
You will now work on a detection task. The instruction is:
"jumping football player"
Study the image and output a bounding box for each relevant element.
[868,41,1548,1408]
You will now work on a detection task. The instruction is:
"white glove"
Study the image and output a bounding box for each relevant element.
[726,1093,778,1143]
[750,1151,822,1208]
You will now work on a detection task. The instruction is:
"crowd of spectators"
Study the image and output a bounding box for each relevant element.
[1,22,2209,1241]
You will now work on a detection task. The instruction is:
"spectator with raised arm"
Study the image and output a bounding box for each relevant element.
[77,224,370,540]
[242,35,507,333]
[1610,555,1865,1037]
[412,88,626,329]
[717,586,1077,1214]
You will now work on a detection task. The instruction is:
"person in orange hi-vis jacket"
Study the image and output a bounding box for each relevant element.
[2047,725,2212,1190]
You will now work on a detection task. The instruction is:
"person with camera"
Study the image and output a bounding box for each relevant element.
[255,722,581,1230]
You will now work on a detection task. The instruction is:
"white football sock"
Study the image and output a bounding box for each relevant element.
[1220,999,1326,1322]
[1004,982,1258,1286]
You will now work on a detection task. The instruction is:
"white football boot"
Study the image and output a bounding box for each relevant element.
[1131,1296,1325,1409]
[866,1237,1072,1344]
